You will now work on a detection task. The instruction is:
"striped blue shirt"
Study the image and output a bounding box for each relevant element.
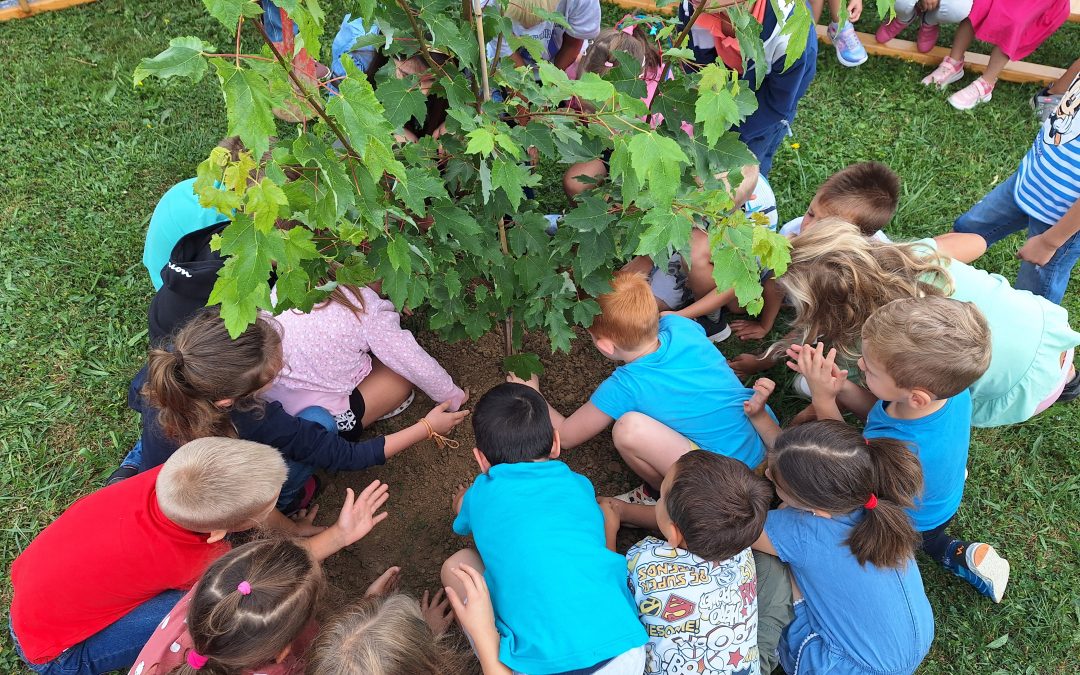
[1014,74,1080,224]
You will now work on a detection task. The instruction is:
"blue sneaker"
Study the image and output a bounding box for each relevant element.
[828,22,868,67]
[953,543,1010,603]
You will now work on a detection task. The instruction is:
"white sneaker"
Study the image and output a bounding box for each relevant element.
[964,543,1010,603]
[792,374,813,399]
[613,484,658,506]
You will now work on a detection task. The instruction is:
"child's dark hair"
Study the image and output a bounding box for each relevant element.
[580,27,661,77]
[307,594,470,675]
[816,162,901,235]
[172,538,323,675]
[472,383,554,465]
[769,420,923,569]
[144,307,282,445]
[666,452,773,562]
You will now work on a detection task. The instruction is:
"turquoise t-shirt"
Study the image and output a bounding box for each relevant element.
[143,178,231,290]
[590,314,768,468]
[453,461,646,674]
[916,238,1080,427]
[864,391,971,531]
[765,508,934,674]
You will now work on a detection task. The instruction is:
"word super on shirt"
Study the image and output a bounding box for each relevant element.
[626,537,759,675]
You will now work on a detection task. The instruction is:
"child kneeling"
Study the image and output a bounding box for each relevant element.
[599,451,791,675]
[442,383,647,674]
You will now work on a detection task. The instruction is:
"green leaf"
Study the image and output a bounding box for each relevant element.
[572,298,600,329]
[634,208,693,259]
[696,64,741,147]
[780,0,813,72]
[327,57,394,158]
[364,136,408,182]
[574,229,615,278]
[386,234,411,272]
[245,178,288,233]
[504,353,545,380]
[213,59,275,159]
[728,4,767,87]
[604,51,647,100]
[532,6,571,30]
[208,213,274,337]
[573,72,615,102]
[491,159,529,211]
[134,36,215,86]
[394,167,448,216]
[194,147,242,213]
[711,132,759,174]
[374,76,428,129]
[563,195,615,233]
[627,132,689,206]
[985,635,1009,650]
[465,128,496,157]
[709,226,764,314]
[201,0,262,31]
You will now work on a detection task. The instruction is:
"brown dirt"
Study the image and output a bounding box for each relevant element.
[317,326,644,602]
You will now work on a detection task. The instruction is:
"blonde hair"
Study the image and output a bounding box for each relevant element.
[172,538,323,675]
[862,297,991,399]
[144,308,283,445]
[776,219,954,363]
[580,27,661,77]
[589,271,659,350]
[306,595,469,675]
[156,438,287,532]
[504,0,559,28]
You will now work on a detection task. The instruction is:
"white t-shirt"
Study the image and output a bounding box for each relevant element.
[484,0,601,61]
[780,216,891,242]
[627,537,760,675]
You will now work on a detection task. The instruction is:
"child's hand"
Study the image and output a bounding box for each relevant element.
[506,372,540,392]
[731,320,768,341]
[421,589,454,636]
[424,400,470,435]
[728,352,771,380]
[291,505,327,537]
[363,566,402,598]
[447,388,470,412]
[784,343,807,372]
[1016,232,1060,266]
[848,0,864,21]
[452,483,468,515]
[743,378,776,418]
[331,481,390,549]
[445,565,500,649]
[796,343,848,401]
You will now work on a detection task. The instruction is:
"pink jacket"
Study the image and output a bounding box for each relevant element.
[265,286,465,416]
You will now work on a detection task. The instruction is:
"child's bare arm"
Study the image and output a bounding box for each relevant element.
[598,498,659,550]
[933,232,987,263]
[506,374,613,449]
[674,287,737,320]
[743,378,781,449]
[751,529,780,557]
[789,343,847,422]
[731,278,784,341]
[836,381,877,421]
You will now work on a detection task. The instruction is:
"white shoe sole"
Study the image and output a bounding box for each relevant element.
[708,324,732,343]
[922,67,964,89]
[836,50,868,67]
[949,91,992,111]
[971,545,1010,603]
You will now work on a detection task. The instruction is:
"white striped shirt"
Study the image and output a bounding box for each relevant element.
[1014,74,1080,224]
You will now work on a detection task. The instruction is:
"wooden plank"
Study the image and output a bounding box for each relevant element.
[0,0,96,21]
[1072,0,1079,23]
[816,25,1066,85]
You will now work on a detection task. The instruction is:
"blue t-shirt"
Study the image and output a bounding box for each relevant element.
[589,315,768,468]
[864,392,971,531]
[765,509,934,674]
[143,178,231,290]
[453,461,646,674]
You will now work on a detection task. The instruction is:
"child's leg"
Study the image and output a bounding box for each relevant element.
[441,548,486,604]
[921,520,1010,602]
[563,158,608,201]
[611,413,695,490]
[278,406,336,512]
[952,172,1030,247]
[685,227,716,302]
[948,19,976,62]
[23,590,186,675]
[891,0,920,23]
[356,358,414,428]
[923,0,972,25]
[753,551,794,675]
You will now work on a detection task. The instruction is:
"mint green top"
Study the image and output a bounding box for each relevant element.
[918,238,1080,427]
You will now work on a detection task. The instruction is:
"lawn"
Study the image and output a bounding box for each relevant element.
[1,1,1078,673]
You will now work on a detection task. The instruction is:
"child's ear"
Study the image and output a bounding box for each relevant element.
[909,388,935,409]
[665,522,686,550]
[549,430,562,460]
[472,447,491,473]
[214,398,235,408]
[593,336,618,358]
[206,530,228,544]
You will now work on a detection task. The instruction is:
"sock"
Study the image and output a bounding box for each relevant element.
[943,539,972,571]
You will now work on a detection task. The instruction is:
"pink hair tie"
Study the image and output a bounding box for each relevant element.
[237,580,252,596]
[186,650,209,669]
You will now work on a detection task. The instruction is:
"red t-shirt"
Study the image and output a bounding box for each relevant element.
[10,467,230,664]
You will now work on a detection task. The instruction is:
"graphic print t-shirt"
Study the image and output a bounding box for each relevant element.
[626,537,759,675]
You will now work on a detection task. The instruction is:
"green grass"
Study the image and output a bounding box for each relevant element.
[1,0,1078,672]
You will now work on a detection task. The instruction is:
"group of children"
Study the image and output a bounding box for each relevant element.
[11,1,1080,674]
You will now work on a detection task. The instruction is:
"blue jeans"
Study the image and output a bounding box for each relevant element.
[277,406,336,511]
[954,171,1080,304]
[120,438,143,470]
[11,591,184,675]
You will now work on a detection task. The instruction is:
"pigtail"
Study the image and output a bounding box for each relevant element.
[846,437,923,569]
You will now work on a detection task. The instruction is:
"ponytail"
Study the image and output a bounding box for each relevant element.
[770,420,923,569]
[143,308,282,445]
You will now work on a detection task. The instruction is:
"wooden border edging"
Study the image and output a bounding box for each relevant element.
[0,0,97,22]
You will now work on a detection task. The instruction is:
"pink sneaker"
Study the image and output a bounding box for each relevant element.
[949,77,994,110]
[875,17,910,43]
[921,56,964,88]
[915,21,940,53]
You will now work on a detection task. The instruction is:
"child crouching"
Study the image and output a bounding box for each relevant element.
[598,451,791,675]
